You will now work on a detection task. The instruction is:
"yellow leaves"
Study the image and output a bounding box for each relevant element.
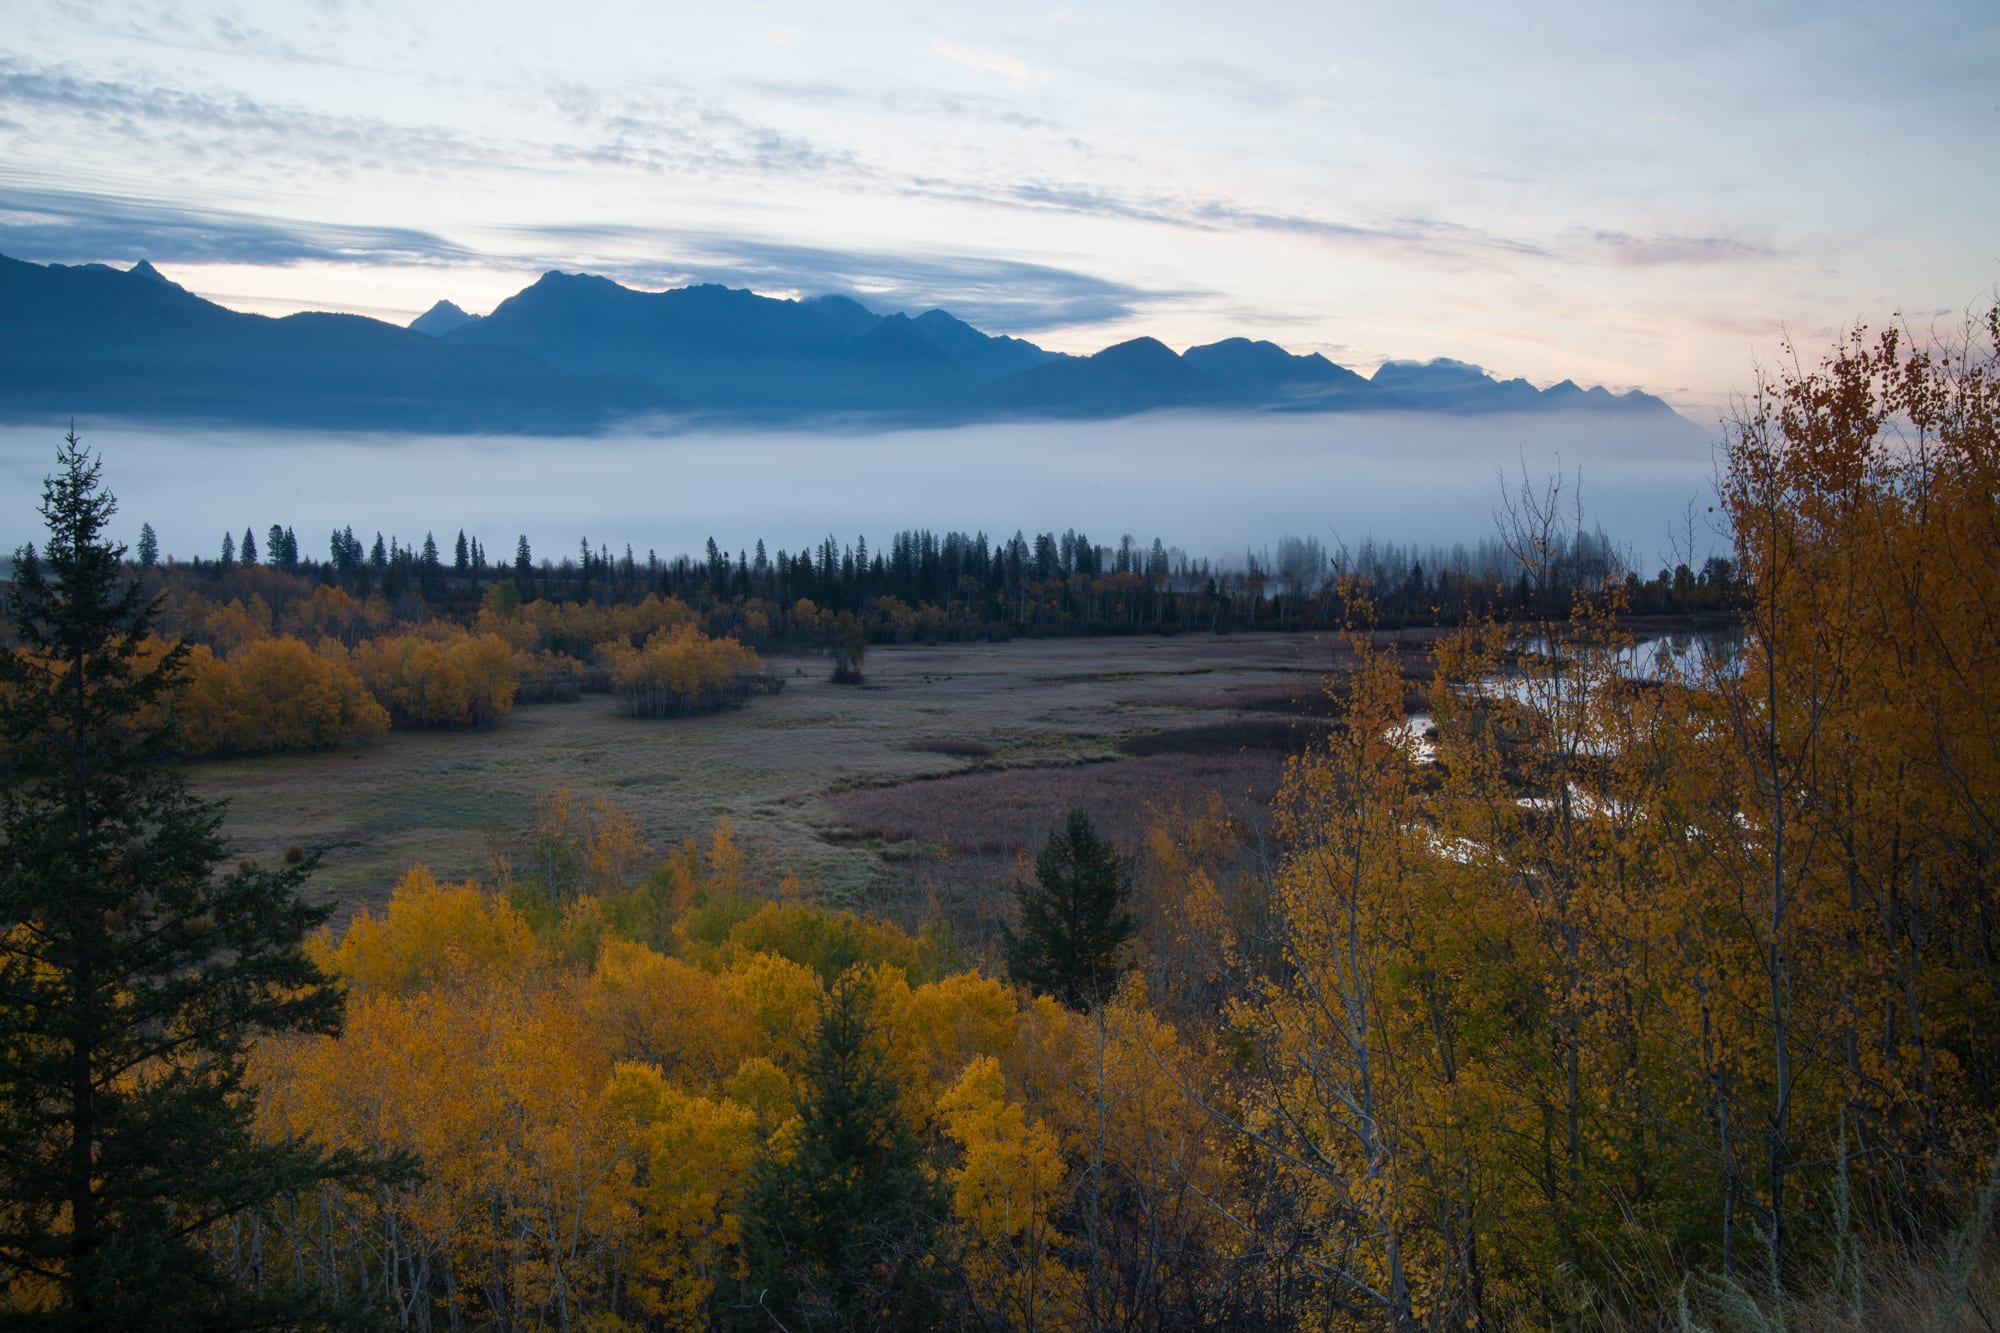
[602,624,762,717]
[718,951,824,1069]
[534,786,653,900]
[606,1063,760,1324]
[938,1055,1079,1324]
[720,899,927,981]
[348,629,518,730]
[330,865,538,995]
[171,634,386,755]
[938,1056,1065,1242]
[585,939,752,1080]
[850,962,1028,1137]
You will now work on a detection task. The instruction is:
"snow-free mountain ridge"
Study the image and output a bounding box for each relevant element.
[0,254,1691,433]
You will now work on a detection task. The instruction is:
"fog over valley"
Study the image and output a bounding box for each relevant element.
[0,409,1719,574]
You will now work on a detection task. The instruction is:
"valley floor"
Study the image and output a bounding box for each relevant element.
[190,631,1434,923]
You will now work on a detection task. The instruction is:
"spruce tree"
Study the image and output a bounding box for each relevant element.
[1003,808,1135,1009]
[739,969,946,1330]
[0,435,378,1329]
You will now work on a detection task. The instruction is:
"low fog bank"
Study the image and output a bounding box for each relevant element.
[0,411,1724,574]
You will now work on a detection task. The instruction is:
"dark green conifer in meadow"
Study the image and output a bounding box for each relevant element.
[1004,808,1135,1010]
[0,434,383,1330]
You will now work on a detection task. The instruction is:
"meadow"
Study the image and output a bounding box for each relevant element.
[189,630,1432,928]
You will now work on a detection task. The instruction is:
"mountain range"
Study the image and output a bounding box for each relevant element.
[0,253,1689,433]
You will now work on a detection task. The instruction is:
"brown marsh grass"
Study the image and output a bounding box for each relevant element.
[190,633,1365,926]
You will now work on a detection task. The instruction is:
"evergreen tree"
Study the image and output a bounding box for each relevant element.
[218,531,234,569]
[1004,808,1135,1009]
[266,524,284,567]
[0,435,383,1329]
[134,522,157,569]
[739,969,946,1330]
[239,526,256,565]
[453,529,469,575]
[514,534,533,584]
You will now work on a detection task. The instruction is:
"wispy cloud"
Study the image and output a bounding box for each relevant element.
[0,57,867,193]
[735,76,1067,132]
[931,178,1553,265]
[495,225,1197,332]
[0,58,497,180]
[0,182,476,267]
[1578,228,1775,267]
[929,38,1052,88]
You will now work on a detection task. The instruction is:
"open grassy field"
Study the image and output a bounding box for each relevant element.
[189,631,1438,926]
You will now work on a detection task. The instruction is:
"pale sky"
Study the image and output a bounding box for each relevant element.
[4,0,1995,416]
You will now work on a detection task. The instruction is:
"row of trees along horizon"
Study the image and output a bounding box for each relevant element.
[0,495,1739,761]
[35,513,1736,753]
[6,303,1994,1331]
[132,510,1734,633]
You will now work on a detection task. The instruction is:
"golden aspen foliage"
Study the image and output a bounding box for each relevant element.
[327,865,539,995]
[349,630,517,729]
[602,623,762,718]
[717,950,826,1070]
[724,1057,795,1131]
[168,635,385,755]
[531,785,654,900]
[1232,613,1438,1325]
[585,939,754,1081]
[938,1055,1078,1328]
[722,899,931,982]
[604,1063,760,1325]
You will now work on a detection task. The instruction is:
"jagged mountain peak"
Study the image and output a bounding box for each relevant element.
[409,299,480,337]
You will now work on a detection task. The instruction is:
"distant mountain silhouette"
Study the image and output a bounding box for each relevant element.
[978,337,1242,417]
[1371,357,1672,416]
[0,255,673,431]
[904,309,1063,381]
[409,299,480,336]
[442,274,983,415]
[1182,337,1375,408]
[128,259,179,289]
[0,252,1692,433]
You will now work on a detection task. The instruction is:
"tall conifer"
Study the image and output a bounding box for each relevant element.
[1003,808,1135,1009]
[0,434,380,1328]
[740,969,946,1329]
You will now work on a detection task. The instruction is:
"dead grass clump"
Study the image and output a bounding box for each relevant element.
[1209,684,1348,717]
[1117,718,1325,757]
[906,738,994,759]
[829,751,1280,860]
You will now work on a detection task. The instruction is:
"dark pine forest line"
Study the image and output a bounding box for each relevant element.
[163,518,1740,648]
